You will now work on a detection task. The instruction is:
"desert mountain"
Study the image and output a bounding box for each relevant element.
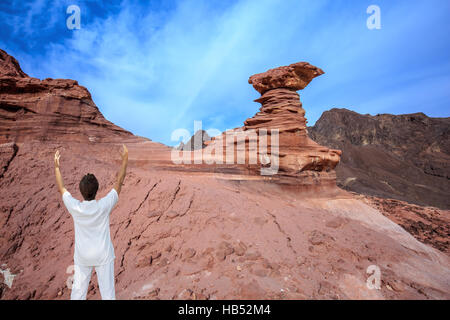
[308,108,450,209]
[0,50,449,299]
[177,130,211,151]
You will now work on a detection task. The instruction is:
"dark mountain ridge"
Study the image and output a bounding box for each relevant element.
[309,108,450,209]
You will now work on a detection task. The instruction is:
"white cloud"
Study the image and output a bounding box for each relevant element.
[2,0,449,145]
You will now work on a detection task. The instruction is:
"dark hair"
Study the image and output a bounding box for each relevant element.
[79,173,99,201]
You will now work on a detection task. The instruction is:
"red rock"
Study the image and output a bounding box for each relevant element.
[233,242,247,256]
[0,49,28,78]
[362,195,450,255]
[308,230,335,246]
[245,63,341,175]
[198,62,341,187]
[0,50,137,144]
[0,142,18,178]
[248,62,324,94]
[183,248,196,259]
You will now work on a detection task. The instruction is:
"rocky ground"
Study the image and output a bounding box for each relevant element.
[361,195,449,255]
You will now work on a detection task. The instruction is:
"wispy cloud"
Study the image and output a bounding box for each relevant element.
[1,0,449,145]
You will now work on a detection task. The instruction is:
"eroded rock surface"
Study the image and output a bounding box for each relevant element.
[246,66,342,174]
[196,62,341,186]
[248,62,324,94]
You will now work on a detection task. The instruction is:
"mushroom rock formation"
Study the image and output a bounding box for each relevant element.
[248,61,325,94]
[245,62,341,180]
[0,49,134,144]
[197,62,342,186]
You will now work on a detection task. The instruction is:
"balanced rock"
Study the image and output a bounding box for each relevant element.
[194,62,342,184]
[248,62,324,94]
[245,62,341,175]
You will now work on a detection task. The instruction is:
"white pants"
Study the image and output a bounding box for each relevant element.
[71,260,115,300]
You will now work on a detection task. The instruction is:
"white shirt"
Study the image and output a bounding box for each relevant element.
[62,189,118,266]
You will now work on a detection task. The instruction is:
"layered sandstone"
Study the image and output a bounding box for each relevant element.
[192,62,341,185]
[0,49,135,144]
[245,62,341,176]
[0,50,27,78]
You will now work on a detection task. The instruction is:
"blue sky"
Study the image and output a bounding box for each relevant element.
[1,0,449,145]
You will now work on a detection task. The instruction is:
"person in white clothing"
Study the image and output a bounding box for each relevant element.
[54,144,128,300]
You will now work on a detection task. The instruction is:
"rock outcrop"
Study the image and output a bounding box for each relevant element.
[0,50,27,78]
[245,62,341,174]
[194,62,342,187]
[178,130,211,151]
[248,62,324,94]
[309,108,450,209]
[0,49,134,144]
[360,194,450,255]
[0,142,18,179]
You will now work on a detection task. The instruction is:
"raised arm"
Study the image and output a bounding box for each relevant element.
[54,150,67,195]
[114,144,128,195]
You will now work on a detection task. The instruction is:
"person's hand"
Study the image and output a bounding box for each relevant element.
[115,144,128,195]
[54,150,61,169]
[119,144,128,162]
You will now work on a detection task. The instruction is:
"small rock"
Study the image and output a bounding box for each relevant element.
[184,248,196,259]
[253,268,268,277]
[308,230,334,246]
[166,210,179,219]
[297,256,307,266]
[234,242,247,256]
[244,252,260,260]
[149,288,160,297]
[216,241,234,260]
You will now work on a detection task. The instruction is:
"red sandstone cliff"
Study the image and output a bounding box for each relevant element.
[0,49,135,144]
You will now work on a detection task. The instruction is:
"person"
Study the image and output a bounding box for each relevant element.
[54,144,128,300]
